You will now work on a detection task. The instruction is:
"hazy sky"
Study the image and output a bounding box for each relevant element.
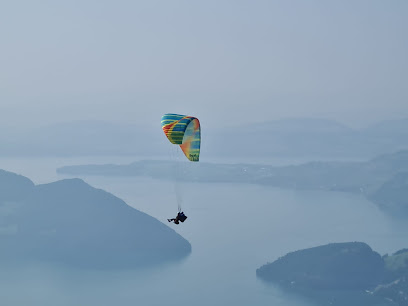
[1,0,407,128]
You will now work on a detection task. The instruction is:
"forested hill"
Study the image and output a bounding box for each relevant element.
[0,170,191,268]
[257,242,408,306]
[257,242,384,290]
[369,172,408,218]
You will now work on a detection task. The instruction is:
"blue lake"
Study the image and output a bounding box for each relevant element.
[0,157,406,306]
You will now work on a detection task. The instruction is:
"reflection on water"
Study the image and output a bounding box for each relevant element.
[0,157,407,306]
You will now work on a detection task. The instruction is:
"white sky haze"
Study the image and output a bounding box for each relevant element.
[1,0,407,128]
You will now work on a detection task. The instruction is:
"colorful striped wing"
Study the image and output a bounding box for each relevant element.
[161,113,201,162]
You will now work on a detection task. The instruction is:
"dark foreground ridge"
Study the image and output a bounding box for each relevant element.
[0,169,191,268]
[257,242,408,306]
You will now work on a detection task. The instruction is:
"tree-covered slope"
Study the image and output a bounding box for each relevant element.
[0,170,191,268]
[256,242,384,290]
[257,243,408,306]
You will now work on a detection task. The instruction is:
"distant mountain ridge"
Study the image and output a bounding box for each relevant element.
[1,117,408,159]
[0,169,191,268]
[232,117,353,133]
[57,150,408,218]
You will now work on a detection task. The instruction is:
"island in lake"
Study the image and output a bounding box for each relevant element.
[257,242,408,306]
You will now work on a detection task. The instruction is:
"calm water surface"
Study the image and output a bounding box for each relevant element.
[0,157,406,306]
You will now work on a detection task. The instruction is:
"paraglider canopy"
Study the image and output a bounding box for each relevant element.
[161,113,201,162]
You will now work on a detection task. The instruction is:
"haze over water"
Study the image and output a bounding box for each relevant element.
[1,0,407,304]
[1,156,407,306]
